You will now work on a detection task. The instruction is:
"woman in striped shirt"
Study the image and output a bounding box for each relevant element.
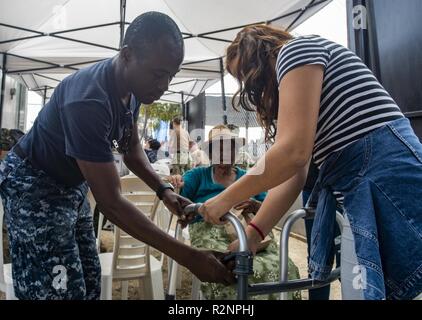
[199,25,422,300]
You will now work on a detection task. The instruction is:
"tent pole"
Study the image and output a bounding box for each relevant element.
[180,67,221,74]
[219,58,227,125]
[0,53,8,128]
[166,89,195,98]
[119,0,127,48]
[246,111,249,144]
[43,86,48,107]
[286,0,316,31]
[182,57,221,66]
[181,92,186,120]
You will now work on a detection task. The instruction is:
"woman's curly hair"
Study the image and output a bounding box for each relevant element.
[226,24,293,142]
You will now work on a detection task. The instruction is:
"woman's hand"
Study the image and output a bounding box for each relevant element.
[234,198,262,214]
[227,225,263,255]
[167,174,184,188]
[200,195,233,225]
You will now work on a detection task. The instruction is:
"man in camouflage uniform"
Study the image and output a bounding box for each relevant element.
[0,152,98,298]
[0,12,234,300]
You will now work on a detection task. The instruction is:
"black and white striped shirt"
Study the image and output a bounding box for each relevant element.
[276,35,404,167]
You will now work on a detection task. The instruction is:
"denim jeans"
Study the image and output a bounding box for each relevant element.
[303,191,341,300]
[307,118,422,300]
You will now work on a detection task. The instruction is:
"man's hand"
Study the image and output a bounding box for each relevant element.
[167,174,184,188]
[234,198,262,214]
[188,250,236,286]
[161,189,194,227]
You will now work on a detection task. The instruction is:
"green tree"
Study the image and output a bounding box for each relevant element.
[139,103,182,131]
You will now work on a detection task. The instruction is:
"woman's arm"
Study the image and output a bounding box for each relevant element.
[246,167,308,250]
[229,167,308,253]
[201,64,324,224]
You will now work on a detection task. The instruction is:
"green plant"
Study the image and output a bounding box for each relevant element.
[139,103,182,131]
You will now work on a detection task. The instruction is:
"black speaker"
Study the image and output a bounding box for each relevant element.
[347,0,422,139]
[186,92,206,143]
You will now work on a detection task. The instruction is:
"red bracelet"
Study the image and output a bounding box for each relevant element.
[248,222,265,241]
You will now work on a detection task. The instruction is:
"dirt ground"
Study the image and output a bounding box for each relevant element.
[1,228,341,300]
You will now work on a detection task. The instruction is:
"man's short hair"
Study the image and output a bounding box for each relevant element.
[123,11,184,60]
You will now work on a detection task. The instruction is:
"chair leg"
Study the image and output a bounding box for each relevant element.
[176,266,183,290]
[97,213,104,252]
[139,276,154,300]
[100,275,112,300]
[121,280,129,300]
[191,275,201,300]
[5,283,17,300]
[151,269,164,300]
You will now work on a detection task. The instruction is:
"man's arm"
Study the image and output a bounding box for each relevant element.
[77,159,234,285]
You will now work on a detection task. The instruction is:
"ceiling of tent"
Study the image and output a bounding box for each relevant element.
[0,0,331,103]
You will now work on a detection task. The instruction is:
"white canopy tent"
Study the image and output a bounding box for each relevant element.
[0,0,331,124]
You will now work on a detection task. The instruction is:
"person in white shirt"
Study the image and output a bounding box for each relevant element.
[169,116,191,174]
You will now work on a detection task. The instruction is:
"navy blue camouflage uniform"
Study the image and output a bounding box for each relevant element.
[0,152,100,299]
[0,58,140,299]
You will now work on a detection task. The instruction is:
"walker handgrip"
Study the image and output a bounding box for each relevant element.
[183,203,252,300]
[183,203,249,252]
[183,203,202,216]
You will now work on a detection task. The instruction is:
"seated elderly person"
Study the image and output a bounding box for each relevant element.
[168,125,301,300]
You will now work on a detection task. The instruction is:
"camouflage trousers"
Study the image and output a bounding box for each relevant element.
[0,152,101,300]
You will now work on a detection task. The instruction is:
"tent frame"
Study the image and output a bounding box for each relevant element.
[0,0,330,127]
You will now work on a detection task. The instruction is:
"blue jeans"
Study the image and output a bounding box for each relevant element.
[303,191,341,300]
[308,118,422,300]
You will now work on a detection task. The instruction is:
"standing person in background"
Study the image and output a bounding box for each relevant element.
[169,116,191,174]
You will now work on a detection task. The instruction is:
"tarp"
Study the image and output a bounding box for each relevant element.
[0,0,331,103]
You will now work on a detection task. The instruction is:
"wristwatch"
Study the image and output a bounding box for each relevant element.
[156,183,175,200]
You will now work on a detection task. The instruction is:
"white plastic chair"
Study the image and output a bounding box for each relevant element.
[154,158,172,168]
[91,176,164,300]
[151,163,170,176]
[99,227,164,300]
[0,201,17,300]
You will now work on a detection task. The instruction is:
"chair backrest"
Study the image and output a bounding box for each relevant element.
[154,158,172,168]
[120,176,160,221]
[111,176,162,280]
[0,201,6,289]
[112,227,150,280]
[151,163,170,177]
